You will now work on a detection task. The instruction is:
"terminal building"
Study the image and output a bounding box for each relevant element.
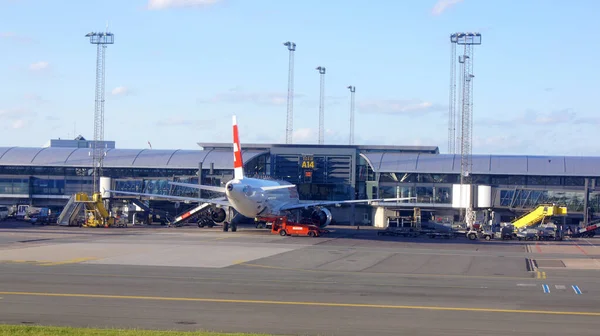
[0,137,599,226]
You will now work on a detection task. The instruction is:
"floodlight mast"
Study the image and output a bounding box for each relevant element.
[316,66,326,145]
[347,86,356,145]
[283,41,296,144]
[86,30,114,194]
[454,32,481,224]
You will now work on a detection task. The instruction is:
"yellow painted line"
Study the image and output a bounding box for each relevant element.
[535,271,548,280]
[0,291,598,316]
[211,237,232,240]
[38,257,99,266]
[239,262,532,280]
[0,260,41,264]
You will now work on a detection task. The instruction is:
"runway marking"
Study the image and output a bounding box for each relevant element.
[583,239,596,247]
[572,285,582,295]
[575,244,589,255]
[238,262,532,280]
[0,258,98,266]
[555,285,566,290]
[542,284,550,294]
[38,257,98,266]
[211,236,233,241]
[0,270,534,291]
[0,260,42,265]
[535,271,546,279]
[516,283,537,287]
[1,291,599,317]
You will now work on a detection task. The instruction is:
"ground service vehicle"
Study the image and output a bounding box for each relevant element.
[268,216,326,237]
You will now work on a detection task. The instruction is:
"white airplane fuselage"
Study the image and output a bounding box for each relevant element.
[225,177,299,219]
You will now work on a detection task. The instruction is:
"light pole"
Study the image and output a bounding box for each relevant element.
[86,30,114,194]
[316,66,326,145]
[347,85,356,145]
[283,41,296,144]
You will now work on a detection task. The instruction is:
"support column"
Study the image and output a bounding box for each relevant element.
[198,162,203,199]
[584,178,590,226]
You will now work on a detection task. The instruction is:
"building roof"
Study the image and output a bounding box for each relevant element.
[0,147,268,169]
[360,153,600,177]
[198,142,440,154]
[3,145,600,177]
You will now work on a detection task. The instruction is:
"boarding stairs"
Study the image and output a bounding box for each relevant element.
[57,194,84,226]
[511,204,568,230]
[171,203,212,227]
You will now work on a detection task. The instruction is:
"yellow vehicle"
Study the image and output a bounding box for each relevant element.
[511,204,567,230]
[75,192,115,227]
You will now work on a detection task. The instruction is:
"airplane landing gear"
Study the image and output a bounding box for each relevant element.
[223,207,237,232]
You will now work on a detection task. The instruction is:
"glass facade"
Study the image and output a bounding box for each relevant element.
[0,178,29,195]
[0,150,597,216]
[378,172,595,213]
[271,154,354,201]
[498,189,586,212]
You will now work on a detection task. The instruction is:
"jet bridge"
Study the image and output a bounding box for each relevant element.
[511,204,567,230]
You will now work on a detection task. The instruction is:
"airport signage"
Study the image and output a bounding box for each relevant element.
[301,155,315,169]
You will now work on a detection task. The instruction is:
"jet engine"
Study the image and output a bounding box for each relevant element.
[311,207,332,228]
[210,207,227,223]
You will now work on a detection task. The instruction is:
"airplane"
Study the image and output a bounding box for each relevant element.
[107,115,417,232]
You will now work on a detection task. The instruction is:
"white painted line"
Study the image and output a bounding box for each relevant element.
[517,284,537,287]
[572,285,582,295]
[555,285,566,290]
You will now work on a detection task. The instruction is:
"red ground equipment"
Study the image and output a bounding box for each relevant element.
[265,216,327,237]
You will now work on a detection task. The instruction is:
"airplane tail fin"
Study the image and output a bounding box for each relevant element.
[232,115,244,180]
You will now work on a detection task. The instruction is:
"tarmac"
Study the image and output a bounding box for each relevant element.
[1,222,600,335]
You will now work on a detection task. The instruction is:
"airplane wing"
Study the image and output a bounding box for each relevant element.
[278,197,417,211]
[168,182,227,193]
[105,189,231,207]
[169,181,296,192]
[259,185,297,191]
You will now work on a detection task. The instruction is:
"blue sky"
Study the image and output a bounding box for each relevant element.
[0,0,598,156]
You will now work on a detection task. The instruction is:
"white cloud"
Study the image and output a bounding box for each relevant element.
[147,0,221,10]
[111,86,130,96]
[29,61,49,71]
[0,32,16,38]
[0,107,33,118]
[358,99,446,115]
[481,108,578,127]
[293,128,316,143]
[202,87,305,106]
[156,116,215,128]
[24,93,46,104]
[0,32,32,43]
[432,0,464,15]
[11,119,26,129]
